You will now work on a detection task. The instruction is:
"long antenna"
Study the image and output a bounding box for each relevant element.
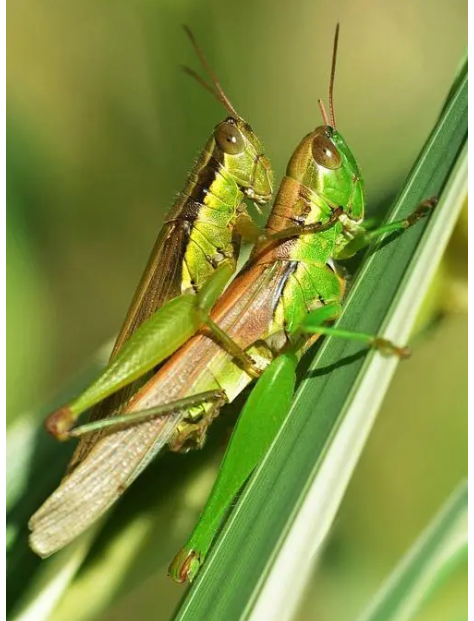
[328,23,340,129]
[182,25,240,119]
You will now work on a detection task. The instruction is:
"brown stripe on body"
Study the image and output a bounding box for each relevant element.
[168,153,226,222]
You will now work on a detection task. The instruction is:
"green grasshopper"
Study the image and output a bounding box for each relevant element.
[29,26,434,580]
[46,27,273,457]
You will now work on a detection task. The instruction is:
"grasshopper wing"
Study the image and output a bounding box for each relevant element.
[29,410,184,557]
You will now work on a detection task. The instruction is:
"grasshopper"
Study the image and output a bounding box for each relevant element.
[29,26,434,581]
[46,27,273,458]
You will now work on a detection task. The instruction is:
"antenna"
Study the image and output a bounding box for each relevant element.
[318,99,329,126]
[328,23,340,129]
[182,25,240,119]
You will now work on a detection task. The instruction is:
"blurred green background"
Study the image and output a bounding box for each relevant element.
[8,0,467,620]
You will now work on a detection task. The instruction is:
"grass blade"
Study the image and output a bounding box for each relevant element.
[354,483,467,621]
[11,528,100,621]
[6,349,111,615]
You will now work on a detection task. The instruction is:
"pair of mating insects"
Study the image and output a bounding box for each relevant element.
[28,26,434,583]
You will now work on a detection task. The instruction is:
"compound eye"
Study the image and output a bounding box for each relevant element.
[311,134,342,169]
[214,121,245,155]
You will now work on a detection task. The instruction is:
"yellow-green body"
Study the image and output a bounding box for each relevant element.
[114,118,272,353]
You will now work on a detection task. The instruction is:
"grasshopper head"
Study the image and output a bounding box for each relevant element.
[181,28,273,206]
[284,24,365,221]
[286,125,365,221]
[212,117,273,205]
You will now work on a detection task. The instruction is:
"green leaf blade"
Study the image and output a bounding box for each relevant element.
[354,483,467,621]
